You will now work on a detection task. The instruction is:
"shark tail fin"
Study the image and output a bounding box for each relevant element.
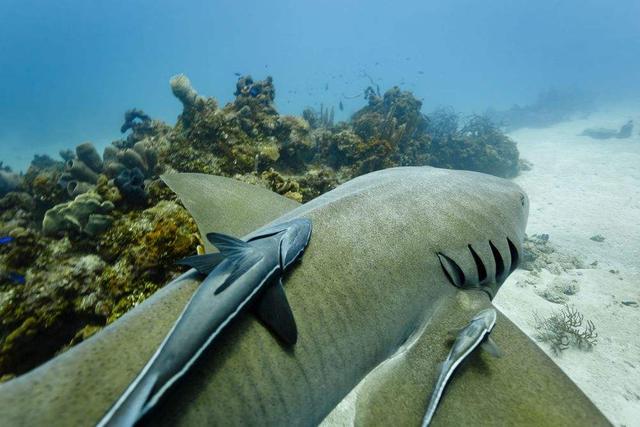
[176,253,226,275]
[254,278,298,346]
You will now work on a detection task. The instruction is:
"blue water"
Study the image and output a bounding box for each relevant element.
[1,0,639,171]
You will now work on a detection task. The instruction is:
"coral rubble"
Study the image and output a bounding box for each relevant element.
[0,73,521,380]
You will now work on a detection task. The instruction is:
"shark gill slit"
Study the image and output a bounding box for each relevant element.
[506,237,520,272]
[436,253,465,287]
[489,240,505,280]
[467,244,487,283]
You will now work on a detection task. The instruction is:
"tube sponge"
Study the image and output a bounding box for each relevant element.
[170,74,203,109]
[76,142,103,173]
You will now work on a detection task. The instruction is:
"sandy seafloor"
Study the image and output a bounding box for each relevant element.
[495,110,640,427]
[323,109,640,427]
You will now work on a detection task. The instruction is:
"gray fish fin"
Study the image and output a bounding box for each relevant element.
[481,336,503,358]
[206,232,251,256]
[214,249,264,295]
[254,278,298,346]
[176,253,226,275]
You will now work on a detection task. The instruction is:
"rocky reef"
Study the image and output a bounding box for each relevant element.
[0,74,521,380]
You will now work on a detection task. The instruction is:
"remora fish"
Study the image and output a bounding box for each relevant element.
[98,219,311,426]
[422,308,500,426]
[0,167,609,426]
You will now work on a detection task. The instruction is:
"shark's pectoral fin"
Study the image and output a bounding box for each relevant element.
[176,253,226,275]
[481,336,502,358]
[254,278,298,346]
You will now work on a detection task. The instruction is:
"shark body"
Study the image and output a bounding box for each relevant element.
[0,167,609,426]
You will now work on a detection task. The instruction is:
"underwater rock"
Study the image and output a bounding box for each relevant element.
[42,193,115,238]
[536,277,580,304]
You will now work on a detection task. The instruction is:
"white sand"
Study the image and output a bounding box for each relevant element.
[495,109,640,426]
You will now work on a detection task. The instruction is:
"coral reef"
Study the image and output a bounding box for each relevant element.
[0,73,522,380]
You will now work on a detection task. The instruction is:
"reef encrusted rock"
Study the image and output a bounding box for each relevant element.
[42,193,115,238]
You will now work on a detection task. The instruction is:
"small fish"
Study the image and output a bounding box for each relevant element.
[0,236,14,245]
[234,72,241,77]
[8,272,25,285]
[339,101,344,111]
[418,70,424,75]
[325,83,329,91]
[422,308,502,426]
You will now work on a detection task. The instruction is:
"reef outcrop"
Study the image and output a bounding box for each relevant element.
[0,73,521,380]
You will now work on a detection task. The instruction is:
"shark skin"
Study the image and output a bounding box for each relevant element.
[0,167,609,426]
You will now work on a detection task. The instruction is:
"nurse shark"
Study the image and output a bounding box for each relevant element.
[0,167,609,426]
